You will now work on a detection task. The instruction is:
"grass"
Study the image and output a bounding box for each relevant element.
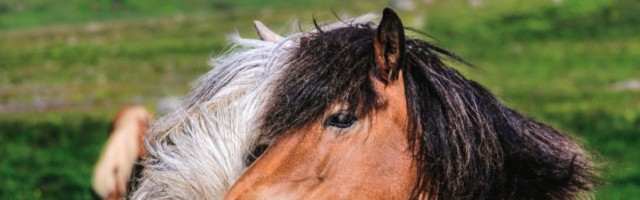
[1,0,639,199]
[0,114,110,199]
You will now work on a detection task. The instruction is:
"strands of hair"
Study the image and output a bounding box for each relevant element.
[131,35,293,199]
[260,18,599,199]
[404,39,599,199]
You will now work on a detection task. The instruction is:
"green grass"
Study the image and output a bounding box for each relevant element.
[1,0,639,199]
[0,114,110,199]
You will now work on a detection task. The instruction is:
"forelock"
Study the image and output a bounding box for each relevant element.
[260,24,383,139]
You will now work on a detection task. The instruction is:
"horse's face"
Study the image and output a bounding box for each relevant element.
[226,73,415,199]
[225,9,416,199]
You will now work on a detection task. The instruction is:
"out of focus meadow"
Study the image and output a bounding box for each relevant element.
[1,0,639,199]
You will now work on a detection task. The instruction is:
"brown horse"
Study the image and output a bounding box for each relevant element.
[92,106,152,200]
[225,8,598,199]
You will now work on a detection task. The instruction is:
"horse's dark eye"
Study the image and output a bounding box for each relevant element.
[324,112,356,129]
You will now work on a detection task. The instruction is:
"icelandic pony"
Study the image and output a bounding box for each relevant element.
[92,106,152,200]
[225,8,599,199]
[131,15,378,199]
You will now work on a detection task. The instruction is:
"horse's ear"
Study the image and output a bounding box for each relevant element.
[374,8,405,83]
[254,20,284,43]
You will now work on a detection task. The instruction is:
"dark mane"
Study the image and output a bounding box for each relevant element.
[261,23,382,140]
[403,39,599,199]
[260,22,598,199]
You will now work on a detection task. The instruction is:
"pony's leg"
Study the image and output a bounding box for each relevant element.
[91,106,152,199]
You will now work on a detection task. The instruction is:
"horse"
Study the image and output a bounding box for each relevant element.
[224,8,599,199]
[92,106,152,200]
[131,8,598,199]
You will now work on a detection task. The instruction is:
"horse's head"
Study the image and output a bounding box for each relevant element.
[227,9,415,199]
[131,11,380,199]
[226,8,598,199]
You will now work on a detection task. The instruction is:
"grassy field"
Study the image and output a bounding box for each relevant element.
[1,0,639,199]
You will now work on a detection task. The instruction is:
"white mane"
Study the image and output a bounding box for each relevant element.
[132,14,377,200]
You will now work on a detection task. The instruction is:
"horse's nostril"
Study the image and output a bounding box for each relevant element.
[244,144,269,166]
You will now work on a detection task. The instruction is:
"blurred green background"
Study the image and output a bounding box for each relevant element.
[0,0,638,199]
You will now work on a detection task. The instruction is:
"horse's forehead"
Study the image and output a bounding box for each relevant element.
[259,27,384,139]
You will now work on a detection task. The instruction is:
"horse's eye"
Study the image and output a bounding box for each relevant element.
[324,111,357,129]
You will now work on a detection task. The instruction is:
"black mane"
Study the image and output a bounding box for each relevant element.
[261,24,382,140]
[260,22,598,199]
